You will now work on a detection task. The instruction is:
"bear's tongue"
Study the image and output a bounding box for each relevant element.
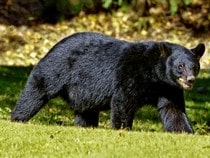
[184,82,193,89]
[177,78,193,89]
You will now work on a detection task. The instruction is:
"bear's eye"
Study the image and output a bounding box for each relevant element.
[191,64,198,72]
[178,64,184,69]
[178,64,184,71]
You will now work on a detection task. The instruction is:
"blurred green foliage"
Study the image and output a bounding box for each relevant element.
[169,0,192,15]
[41,0,90,22]
[41,0,195,18]
[37,0,209,31]
[0,0,209,30]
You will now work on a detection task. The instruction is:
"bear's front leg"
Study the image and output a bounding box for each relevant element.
[158,97,194,134]
[110,89,136,130]
[110,105,135,130]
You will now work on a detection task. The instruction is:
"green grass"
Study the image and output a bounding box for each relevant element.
[0,66,210,157]
[1,120,210,158]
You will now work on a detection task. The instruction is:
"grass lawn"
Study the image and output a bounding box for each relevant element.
[1,120,210,158]
[0,66,210,157]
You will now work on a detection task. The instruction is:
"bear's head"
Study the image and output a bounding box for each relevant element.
[159,42,205,90]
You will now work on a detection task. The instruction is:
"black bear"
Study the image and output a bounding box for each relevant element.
[11,32,205,133]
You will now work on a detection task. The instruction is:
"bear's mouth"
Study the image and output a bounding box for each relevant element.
[177,78,194,90]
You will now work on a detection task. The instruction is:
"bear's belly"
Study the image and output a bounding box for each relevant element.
[137,87,159,107]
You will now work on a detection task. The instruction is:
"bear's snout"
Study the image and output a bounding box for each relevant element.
[187,76,195,85]
[177,75,195,90]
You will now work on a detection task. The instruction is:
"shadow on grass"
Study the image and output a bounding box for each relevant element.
[0,66,209,132]
[0,66,32,107]
[185,70,210,103]
[184,70,210,130]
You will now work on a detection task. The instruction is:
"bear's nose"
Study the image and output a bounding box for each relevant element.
[187,76,195,84]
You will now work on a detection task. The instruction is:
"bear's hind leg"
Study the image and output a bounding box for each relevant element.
[11,74,49,122]
[74,110,99,127]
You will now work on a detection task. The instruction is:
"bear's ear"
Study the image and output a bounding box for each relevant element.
[191,43,205,60]
[159,42,172,58]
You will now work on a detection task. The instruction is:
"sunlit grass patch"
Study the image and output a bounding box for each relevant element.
[1,120,210,158]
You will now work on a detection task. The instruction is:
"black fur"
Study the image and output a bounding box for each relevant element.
[11,32,205,133]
